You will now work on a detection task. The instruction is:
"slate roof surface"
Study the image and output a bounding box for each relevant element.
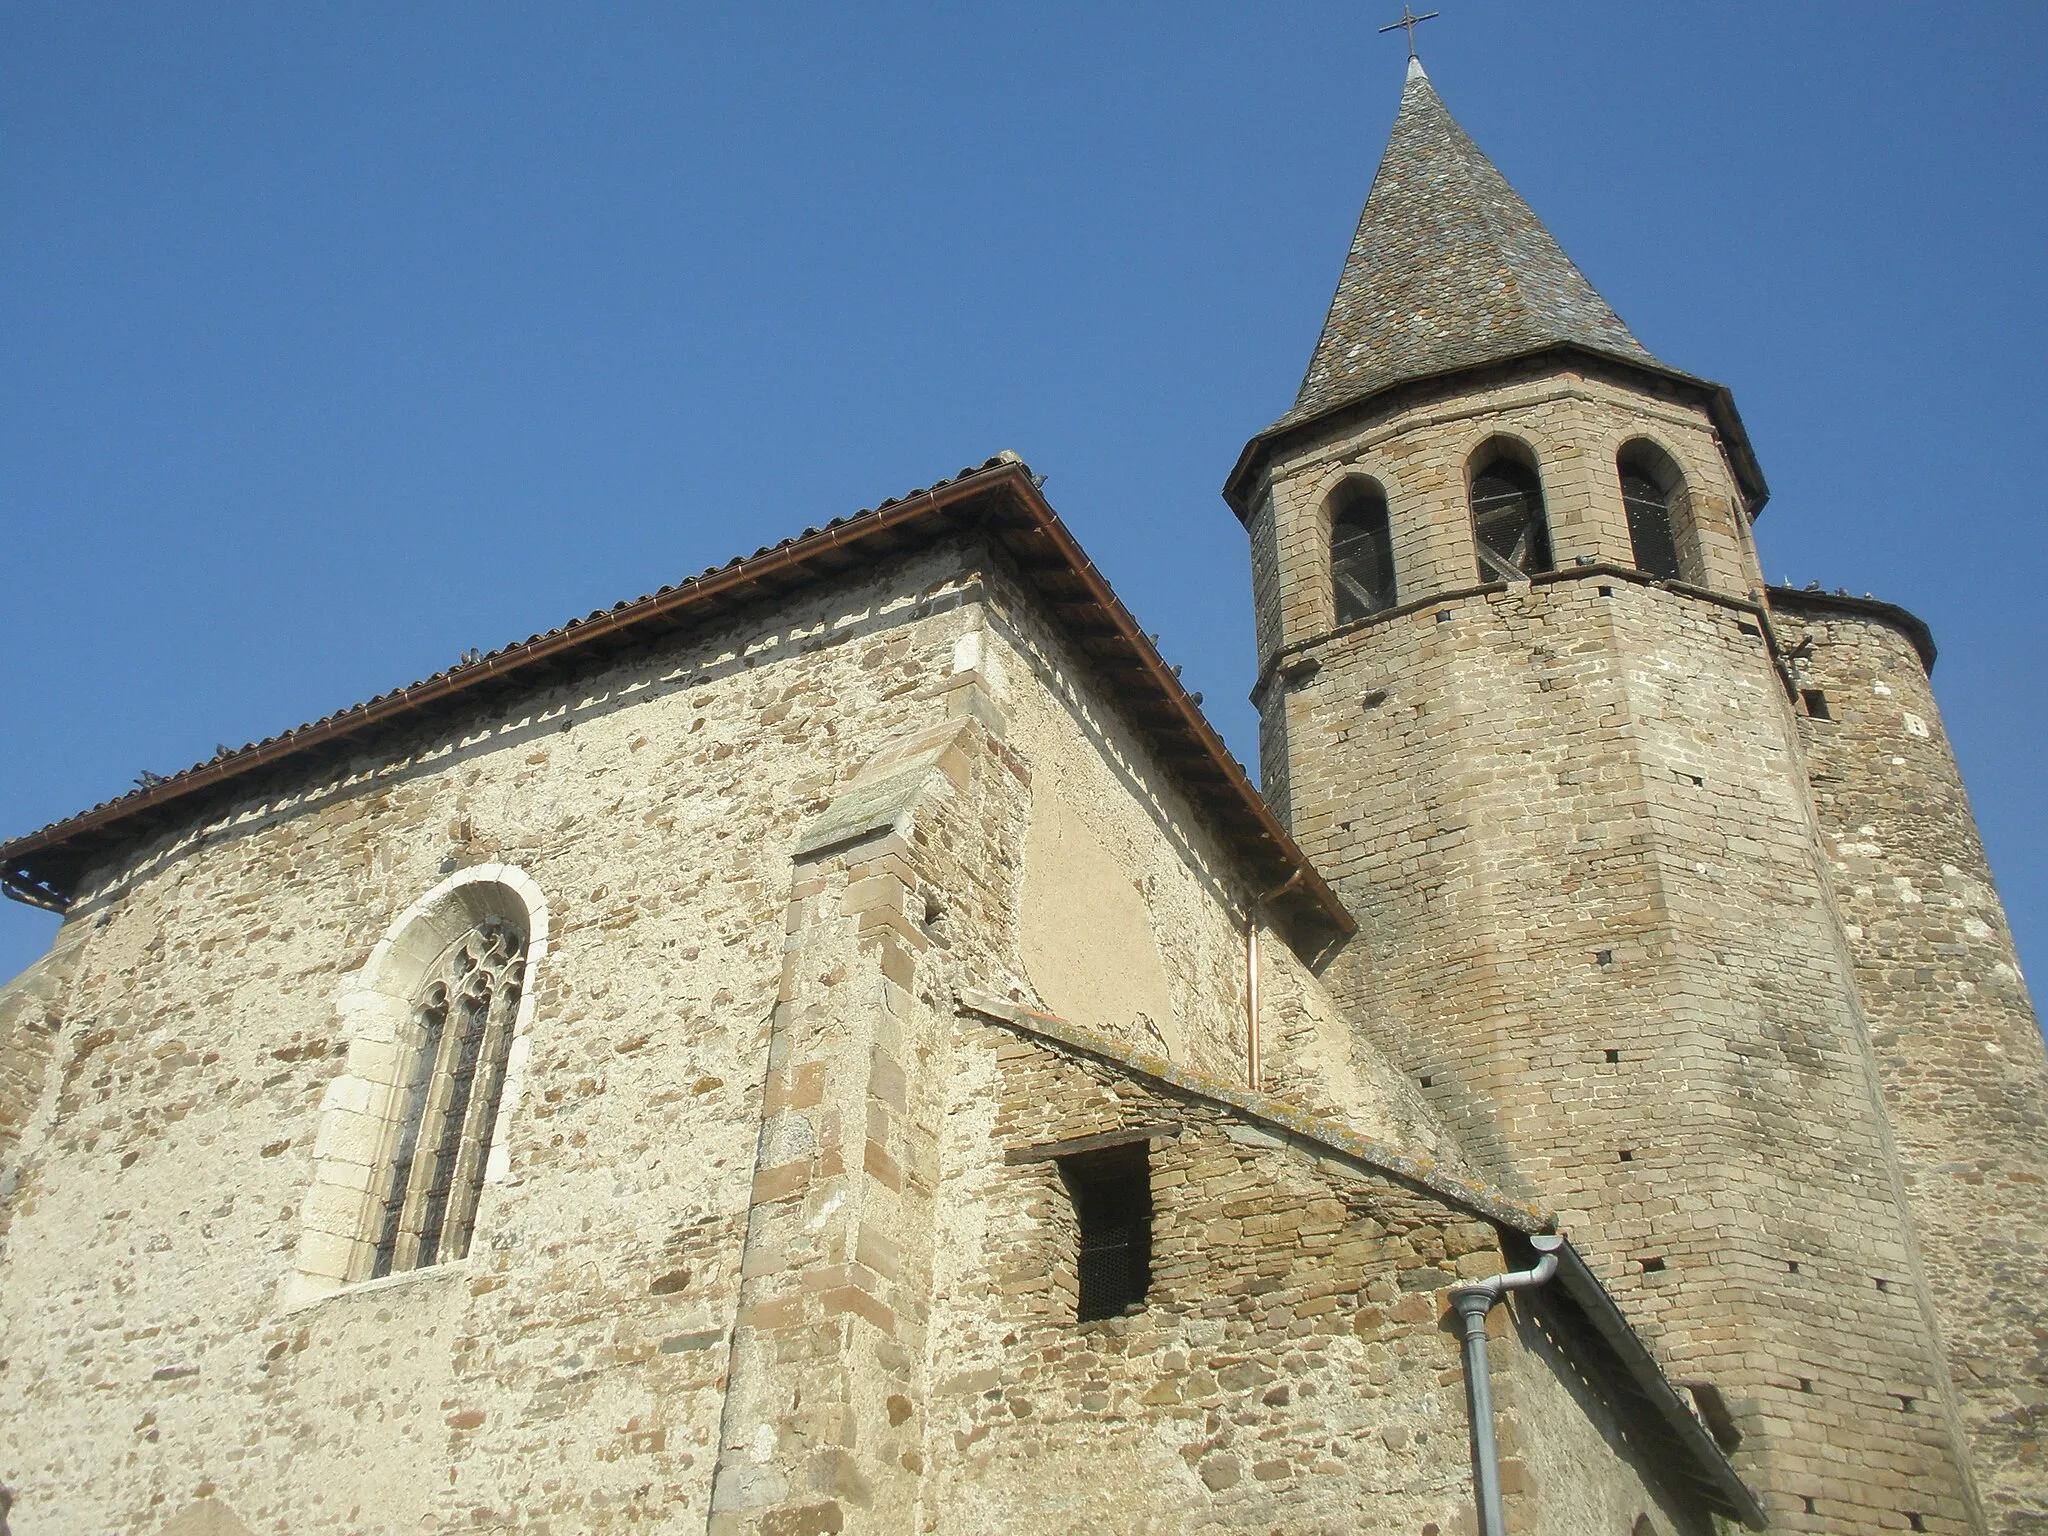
[1282,60,1658,430]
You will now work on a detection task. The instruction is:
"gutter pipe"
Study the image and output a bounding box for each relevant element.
[1245,900,1261,1091]
[1244,870,1305,1091]
[1449,1234,1564,1536]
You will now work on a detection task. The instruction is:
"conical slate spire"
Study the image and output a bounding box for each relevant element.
[1283,61,1656,427]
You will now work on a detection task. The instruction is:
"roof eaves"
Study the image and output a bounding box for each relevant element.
[3,457,1353,947]
[1226,344,1770,523]
[0,463,1008,899]
[1765,584,1937,674]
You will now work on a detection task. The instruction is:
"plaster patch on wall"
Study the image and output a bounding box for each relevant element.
[1018,778,1180,1062]
[158,1498,258,1536]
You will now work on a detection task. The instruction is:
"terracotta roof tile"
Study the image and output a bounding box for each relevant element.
[2,455,1353,945]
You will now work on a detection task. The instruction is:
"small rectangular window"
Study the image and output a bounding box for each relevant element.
[1060,1142,1152,1321]
[1801,689,1832,720]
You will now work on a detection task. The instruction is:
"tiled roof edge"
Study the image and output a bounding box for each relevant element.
[1,455,1024,896]
[4,458,1353,948]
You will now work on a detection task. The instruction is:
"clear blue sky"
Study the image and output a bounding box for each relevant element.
[4,4,2044,1001]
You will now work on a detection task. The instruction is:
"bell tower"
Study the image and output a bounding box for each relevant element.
[1230,55,1990,1533]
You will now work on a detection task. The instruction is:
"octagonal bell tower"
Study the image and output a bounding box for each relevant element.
[1229,55,1987,1533]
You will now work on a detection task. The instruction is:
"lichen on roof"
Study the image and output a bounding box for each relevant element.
[1282,60,1655,430]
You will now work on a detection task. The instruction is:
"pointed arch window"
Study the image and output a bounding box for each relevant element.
[366,917,527,1278]
[1618,444,1686,582]
[1329,479,1397,624]
[1470,450,1553,581]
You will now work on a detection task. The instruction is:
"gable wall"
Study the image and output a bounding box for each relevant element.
[973,554,1461,1164]
[0,543,990,1535]
[0,526,1440,1536]
[1,509,1728,1536]
[973,559,1250,1080]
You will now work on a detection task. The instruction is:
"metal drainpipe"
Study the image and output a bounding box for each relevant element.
[1244,870,1305,1093]
[1448,1234,1564,1536]
[1245,898,1262,1091]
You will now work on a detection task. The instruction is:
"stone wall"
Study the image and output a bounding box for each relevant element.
[980,568,1255,1082]
[1777,594,2048,1535]
[975,548,1464,1161]
[0,544,991,1535]
[1245,366,1764,676]
[0,508,1728,1535]
[1250,547,1979,1526]
[0,917,86,1242]
[924,1017,1709,1536]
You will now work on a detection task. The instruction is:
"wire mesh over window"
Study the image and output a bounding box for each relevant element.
[1470,459,1553,581]
[369,918,526,1278]
[1061,1142,1152,1321]
[1621,466,1683,581]
[1330,482,1397,625]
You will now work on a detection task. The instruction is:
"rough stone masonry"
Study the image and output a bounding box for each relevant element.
[4,50,2044,1536]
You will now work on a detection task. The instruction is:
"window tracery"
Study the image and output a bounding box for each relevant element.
[364,917,527,1279]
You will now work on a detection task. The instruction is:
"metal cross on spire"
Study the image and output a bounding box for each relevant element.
[1377,3,1439,59]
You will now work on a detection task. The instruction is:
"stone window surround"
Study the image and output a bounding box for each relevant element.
[283,863,550,1309]
[1464,432,1555,582]
[1615,435,1701,585]
[1322,472,1399,627]
[1286,415,1733,647]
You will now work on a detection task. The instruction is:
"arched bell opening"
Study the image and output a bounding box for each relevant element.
[1468,438,1553,582]
[1327,476,1397,625]
[1618,439,1691,583]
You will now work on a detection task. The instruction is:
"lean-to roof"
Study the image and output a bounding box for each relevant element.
[957,986,1767,1529]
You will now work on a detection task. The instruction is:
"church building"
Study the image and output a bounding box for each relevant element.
[3,50,2043,1536]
